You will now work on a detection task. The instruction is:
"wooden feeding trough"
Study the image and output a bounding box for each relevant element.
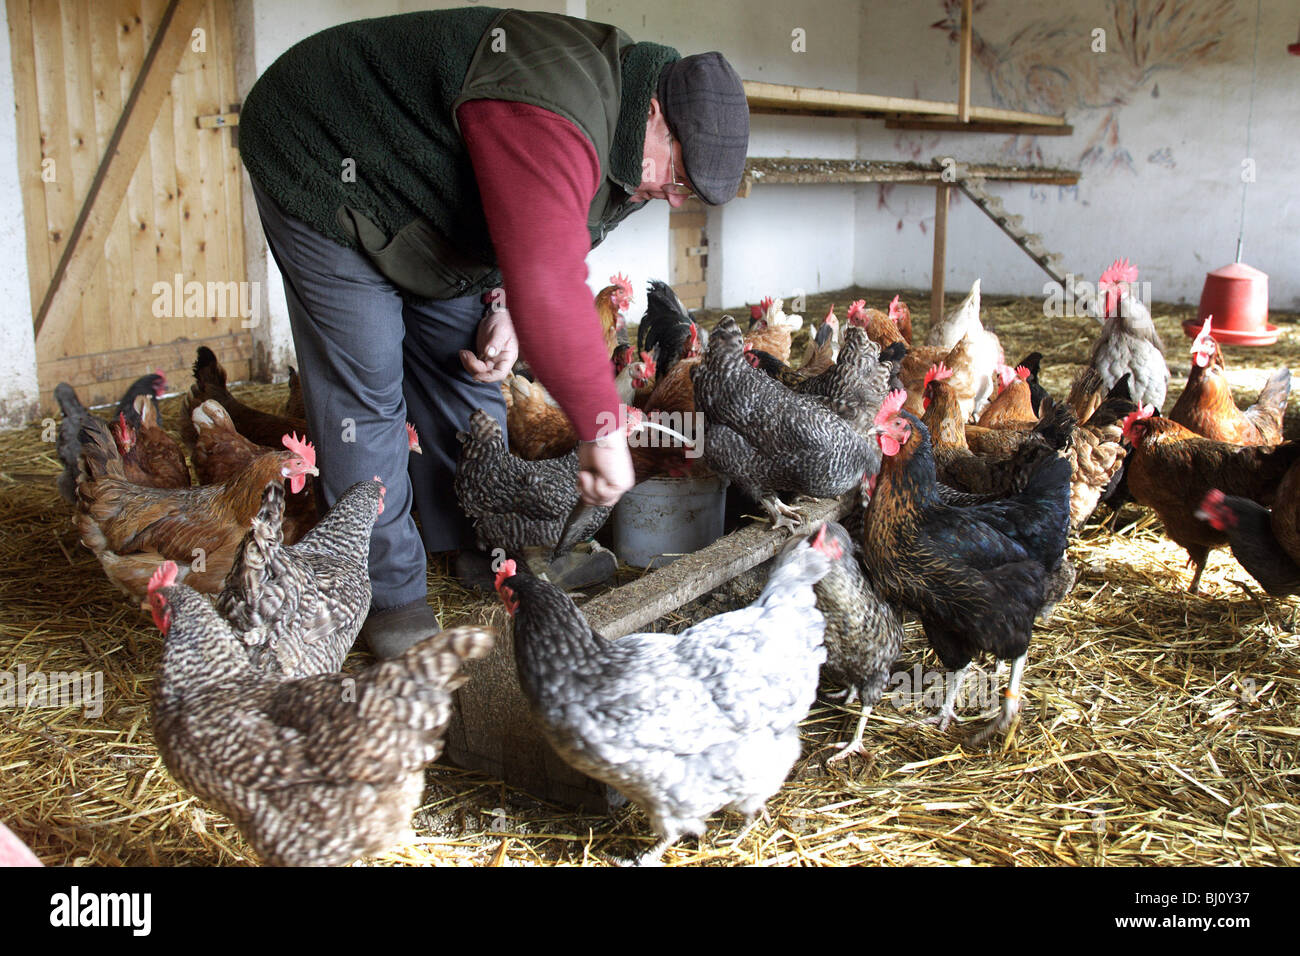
[442,490,857,810]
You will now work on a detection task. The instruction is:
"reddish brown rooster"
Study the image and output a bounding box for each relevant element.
[1169,317,1291,446]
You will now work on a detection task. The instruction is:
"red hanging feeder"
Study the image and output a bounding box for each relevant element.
[1183,261,1275,345]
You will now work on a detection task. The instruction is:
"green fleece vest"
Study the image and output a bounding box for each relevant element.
[239,8,679,299]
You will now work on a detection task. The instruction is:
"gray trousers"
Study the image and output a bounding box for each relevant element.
[250,178,507,609]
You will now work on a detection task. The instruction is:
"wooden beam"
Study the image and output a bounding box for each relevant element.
[886,119,1074,136]
[33,0,206,349]
[583,493,856,640]
[743,80,1068,128]
[958,0,972,123]
[739,158,1081,192]
[931,185,949,326]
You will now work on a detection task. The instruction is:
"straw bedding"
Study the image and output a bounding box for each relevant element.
[0,288,1296,866]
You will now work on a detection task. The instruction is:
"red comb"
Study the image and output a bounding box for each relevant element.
[639,350,656,376]
[282,432,316,469]
[888,295,903,318]
[824,304,836,321]
[923,363,953,389]
[874,389,908,426]
[611,272,632,294]
[494,559,518,594]
[1099,257,1139,287]
[809,524,843,561]
[1120,405,1155,438]
[147,561,178,595]
[405,422,422,452]
[1196,316,1214,341]
[1015,366,1031,381]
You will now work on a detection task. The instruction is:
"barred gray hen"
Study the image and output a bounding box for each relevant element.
[148,563,493,866]
[792,326,892,435]
[692,316,880,531]
[779,521,902,762]
[215,478,384,678]
[495,532,833,865]
[455,409,610,563]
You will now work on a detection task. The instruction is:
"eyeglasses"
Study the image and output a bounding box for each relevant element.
[665,137,695,198]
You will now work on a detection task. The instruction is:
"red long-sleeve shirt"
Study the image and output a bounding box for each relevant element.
[458,99,627,442]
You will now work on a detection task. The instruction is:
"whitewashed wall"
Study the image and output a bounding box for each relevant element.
[852,0,1300,308]
[0,5,40,427]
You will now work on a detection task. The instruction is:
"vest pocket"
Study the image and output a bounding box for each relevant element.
[337,205,496,300]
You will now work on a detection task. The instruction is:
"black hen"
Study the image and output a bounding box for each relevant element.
[636,280,696,382]
[117,373,167,430]
[863,393,1072,744]
[55,383,95,503]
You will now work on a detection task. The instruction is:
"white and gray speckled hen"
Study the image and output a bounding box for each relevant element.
[792,326,893,436]
[148,562,494,867]
[779,521,903,763]
[692,316,880,531]
[455,408,612,562]
[215,477,385,679]
[1089,258,1169,412]
[494,533,834,865]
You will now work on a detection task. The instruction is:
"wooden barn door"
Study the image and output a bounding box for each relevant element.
[8,0,249,415]
[669,199,707,311]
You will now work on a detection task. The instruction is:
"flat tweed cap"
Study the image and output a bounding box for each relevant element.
[656,52,750,205]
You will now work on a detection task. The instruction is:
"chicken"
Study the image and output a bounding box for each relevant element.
[456,409,612,569]
[1062,373,1135,530]
[799,305,839,376]
[55,383,96,504]
[214,478,384,679]
[635,348,702,480]
[847,299,906,351]
[1121,406,1300,592]
[1169,317,1291,446]
[1088,258,1169,412]
[744,346,806,390]
[637,280,699,381]
[284,366,306,422]
[504,374,577,461]
[744,296,802,365]
[692,316,880,531]
[615,351,656,408]
[778,521,903,762]
[595,273,634,358]
[493,531,833,865]
[791,326,892,435]
[922,364,1072,498]
[75,417,319,601]
[862,390,1072,743]
[148,564,493,867]
[181,346,309,451]
[1196,467,1300,597]
[188,400,323,544]
[925,278,981,350]
[1014,352,1049,415]
[116,371,167,430]
[55,378,166,503]
[976,365,1037,428]
[111,396,191,490]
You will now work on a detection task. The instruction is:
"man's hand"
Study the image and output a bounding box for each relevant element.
[459,308,519,383]
[577,434,635,507]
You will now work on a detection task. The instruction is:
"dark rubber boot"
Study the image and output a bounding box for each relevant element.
[360,599,441,659]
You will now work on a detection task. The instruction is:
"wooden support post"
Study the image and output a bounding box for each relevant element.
[33,0,206,351]
[931,185,949,325]
[958,0,972,123]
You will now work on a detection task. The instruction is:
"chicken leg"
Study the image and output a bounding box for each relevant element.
[827,705,873,763]
[761,495,804,532]
[925,664,971,732]
[969,654,1026,746]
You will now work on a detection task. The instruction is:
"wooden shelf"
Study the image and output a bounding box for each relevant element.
[738,158,1080,196]
[743,80,1068,131]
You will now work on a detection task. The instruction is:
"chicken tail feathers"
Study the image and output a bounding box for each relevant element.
[192,346,229,393]
[1250,367,1292,429]
[77,415,125,483]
